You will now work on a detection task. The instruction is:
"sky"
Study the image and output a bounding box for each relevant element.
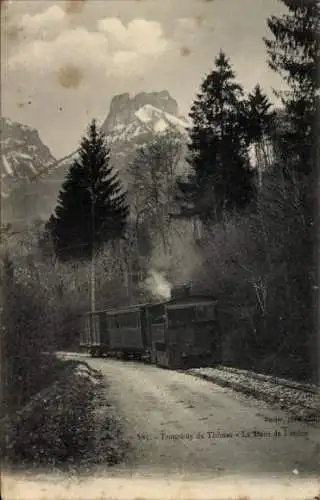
[1,0,288,159]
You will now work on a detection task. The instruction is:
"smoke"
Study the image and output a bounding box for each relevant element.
[153,220,203,279]
[144,269,172,300]
[142,219,205,301]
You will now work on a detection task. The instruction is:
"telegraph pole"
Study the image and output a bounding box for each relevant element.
[90,188,96,313]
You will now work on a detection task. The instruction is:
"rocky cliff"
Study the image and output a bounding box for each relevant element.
[2,91,188,223]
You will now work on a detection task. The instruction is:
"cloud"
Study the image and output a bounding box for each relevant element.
[19,5,67,39]
[97,17,128,44]
[9,27,109,74]
[7,7,169,79]
[97,17,168,56]
[113,50,138,65]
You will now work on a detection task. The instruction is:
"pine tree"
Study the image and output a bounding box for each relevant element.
[48,120,129,309]
[246,85,275,143]
[177,51,256,223]
[264,0,319,175]
[246,84,276,185]
[49,120,128,261]
[263,1,318,382]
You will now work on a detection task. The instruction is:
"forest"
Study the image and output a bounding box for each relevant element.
[1,0,318,421]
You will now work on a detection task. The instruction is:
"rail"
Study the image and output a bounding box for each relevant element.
[188,365,319,423]
[216,365,319,395]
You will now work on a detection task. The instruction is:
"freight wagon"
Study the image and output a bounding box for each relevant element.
[80,291,220,369]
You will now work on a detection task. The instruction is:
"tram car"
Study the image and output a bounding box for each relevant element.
[80,286,220,369]
[80,304,152,360]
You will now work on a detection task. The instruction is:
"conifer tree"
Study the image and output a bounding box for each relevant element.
[49,120,128,259]
[264,0,319,175]
[48,120,129,310]
[263,1,318,381]
[177,51,256,223]
[246,84,275,144]
[246,84,276,184]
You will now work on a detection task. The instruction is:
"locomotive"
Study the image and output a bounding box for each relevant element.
[80,285,221,369]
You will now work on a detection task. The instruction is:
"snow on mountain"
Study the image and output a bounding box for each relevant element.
[46,92,189,178]
[97,92,190,185]
[104,93,189,144]
[45,92,189,193]
[134,104,189,135]
[1,117,57,221]
[2,91,189,223]
[1,117,56,194]
[102,90,179,130]
[2,155,14,176]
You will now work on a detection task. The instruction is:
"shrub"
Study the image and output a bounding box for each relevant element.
[2,365,128,469]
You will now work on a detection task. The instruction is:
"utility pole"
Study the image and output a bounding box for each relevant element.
[90,246,96,313]
[89,187,96,313]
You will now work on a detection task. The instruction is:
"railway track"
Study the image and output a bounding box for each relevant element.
[216,365,319,395]
[187,365,319,423]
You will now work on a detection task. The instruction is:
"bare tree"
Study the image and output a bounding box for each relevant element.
[128,131,183,258]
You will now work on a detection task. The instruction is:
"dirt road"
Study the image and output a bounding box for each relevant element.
[3,355,319,499]
[86,357,319,479]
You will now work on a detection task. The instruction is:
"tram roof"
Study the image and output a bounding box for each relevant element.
[81,294,217,316]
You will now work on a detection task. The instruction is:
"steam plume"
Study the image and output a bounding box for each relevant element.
[145,270,171,300]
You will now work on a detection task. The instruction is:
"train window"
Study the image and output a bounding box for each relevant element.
[150,305,165,324]
[153,314,165,324]
[108,316,118,329]
[92,315,100,336]
[196,304,215,322]
[85,318,90,333]
[167,307,196,326]
[118,312,139,328]
[130,313,138,328]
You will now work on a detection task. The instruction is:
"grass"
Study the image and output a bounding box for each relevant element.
[1,358,129,471]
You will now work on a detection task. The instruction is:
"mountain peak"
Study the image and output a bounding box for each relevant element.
[1,117,56,182]
[1,117,57,222]
[134,104,189,135]
[102,91,179,132]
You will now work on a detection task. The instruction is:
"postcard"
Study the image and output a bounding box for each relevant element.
[1,1,319,499]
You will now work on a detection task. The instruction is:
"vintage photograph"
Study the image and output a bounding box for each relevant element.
[1,0,319,499]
